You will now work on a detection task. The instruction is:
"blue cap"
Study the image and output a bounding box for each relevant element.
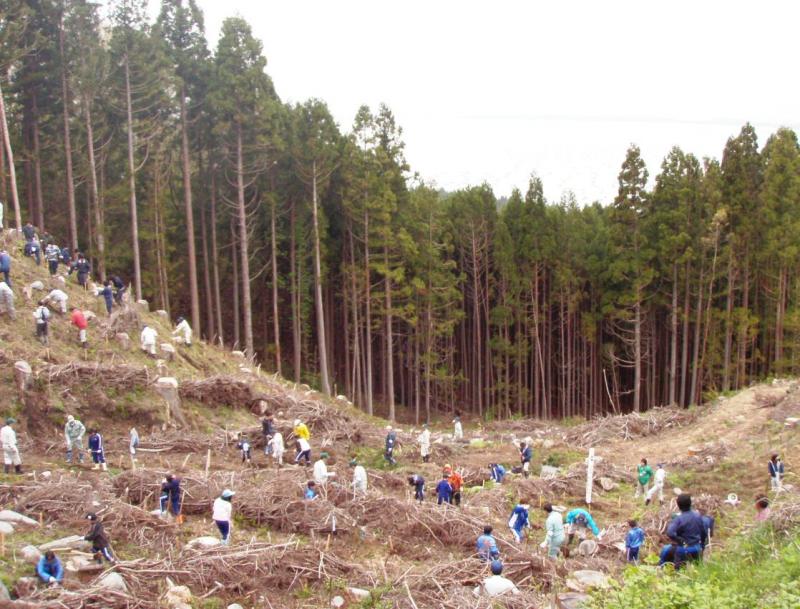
[490,560,503,575]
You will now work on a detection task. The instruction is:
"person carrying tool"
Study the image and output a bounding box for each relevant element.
[64,414,86,464]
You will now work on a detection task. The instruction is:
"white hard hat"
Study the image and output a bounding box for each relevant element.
[67,415,74,422]
[294,419,301,427]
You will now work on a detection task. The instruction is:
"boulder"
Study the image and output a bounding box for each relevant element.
[0,509,39,527]
[14,360,33,393]
[566,570,610,592]
[557,592,591,609]
[136,299,149,313]
[0,521,14,535]
[164,581,194,609]
[12,577,37,598]
[155,309,169,319]
[577,539,598,557]
[65,555,101,573]
[186,536,221,549]
[227,605,244,609]
[160,343,176,361]
[40,470,52,480]
[39,535,92,552]
[30,280,44,291]
[346,588,371,601]
[542,438,555,449]
[598,477,616,491]
[116,332,131,350]
[331,597,345,609]
[20,545,42,564]
[540,465,560,479]
[98,571,128,593]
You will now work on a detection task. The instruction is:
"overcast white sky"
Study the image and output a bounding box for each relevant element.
[182,0,799,203]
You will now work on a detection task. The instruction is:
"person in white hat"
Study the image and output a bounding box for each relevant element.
[1,417,21,474]
[213,489,235,544]
[64,414,86,464]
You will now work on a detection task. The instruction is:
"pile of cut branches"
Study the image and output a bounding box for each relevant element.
[565,407,699,447]
[41,361,152,391]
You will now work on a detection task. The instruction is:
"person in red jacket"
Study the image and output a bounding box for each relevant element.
[70,306,88,349]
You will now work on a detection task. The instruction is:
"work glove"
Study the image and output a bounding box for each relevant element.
[49,577,56,583]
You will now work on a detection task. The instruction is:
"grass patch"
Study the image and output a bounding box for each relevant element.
[589,524,800,609]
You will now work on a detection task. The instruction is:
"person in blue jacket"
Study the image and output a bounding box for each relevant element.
[36,550,64,585]
[489,463,506,483]
[659,493,707,569]
[508,501,530,543]
[0,249,11,286]
[625,519,645,563]
[769,453,785,491]
[304,480,317,500]
[436,475,453,505]
[519,441,533,478]
[565,508,600,545]
[476,525,500,561]
[384,426,398,465]
[87,428,107,471]
[160,474,183,523]
[98,280,114,315]
[408,474,425,502]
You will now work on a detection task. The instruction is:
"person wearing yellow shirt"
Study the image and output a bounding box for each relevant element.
[293,419,310,441]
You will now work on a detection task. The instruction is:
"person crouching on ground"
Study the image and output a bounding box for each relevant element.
[476,525,500,562]
[658,493,706,569]
[36,550,63,586]
[473,560,520,598]
[408,474,425,502]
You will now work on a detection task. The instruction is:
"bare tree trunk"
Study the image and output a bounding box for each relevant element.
[199,177,214,340]
[59,18,78,250]
[679,263,691,406]
[310,162,331,394]
[669,263,678,405]
[180,89,200,334]
[364,209,374,415]
[384,244,395,420]
[270,199,281,374]
[775,266,787,369]
[210,172,223,344]
[722,249,734,391]
[633,288,642,412]
[83,97,105,280]
[0,81,20,230]
[31,92,45,231]
[231,221,240,349]
[235,123,254,357]
[123,56,143,301]
[290,202,301,382]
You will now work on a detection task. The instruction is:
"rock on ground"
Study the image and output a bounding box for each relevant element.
[577,539,598,557]
[98,571,128,593]
[566,570,611,592]
[39,535,92,552]
[186,536,221,549]
[0,509,39,527]
[20,545,42,564]
[557,592,591,609]
[0,521,14,534]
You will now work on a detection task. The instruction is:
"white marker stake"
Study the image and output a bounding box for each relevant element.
[585,448,595,505]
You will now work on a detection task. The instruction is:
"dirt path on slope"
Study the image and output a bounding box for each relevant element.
[604,383,792,468]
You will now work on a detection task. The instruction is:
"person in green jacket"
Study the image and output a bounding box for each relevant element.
[635,458,653,499]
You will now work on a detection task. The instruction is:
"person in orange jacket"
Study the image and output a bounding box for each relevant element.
[70,306,88,348]
[448,467,464,507]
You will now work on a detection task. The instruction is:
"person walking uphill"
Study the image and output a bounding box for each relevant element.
[87,428,107,471]
[0,249,11,286]
[213,489,235,545]
[436,474,453,505]
[70,253,91,290]
[64,415,86,464]
[84,513,114,563]
[172,316,192,346]
[70,306,88,349]
[0,280,15,320]
[646,463,667,505]
[34,301,51,345]
[140,325,158,357]
[45,243,60,276]
[519,441,533,478]
[635,458,653,498]
[1,417,22,474]
[97,281,114,315]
